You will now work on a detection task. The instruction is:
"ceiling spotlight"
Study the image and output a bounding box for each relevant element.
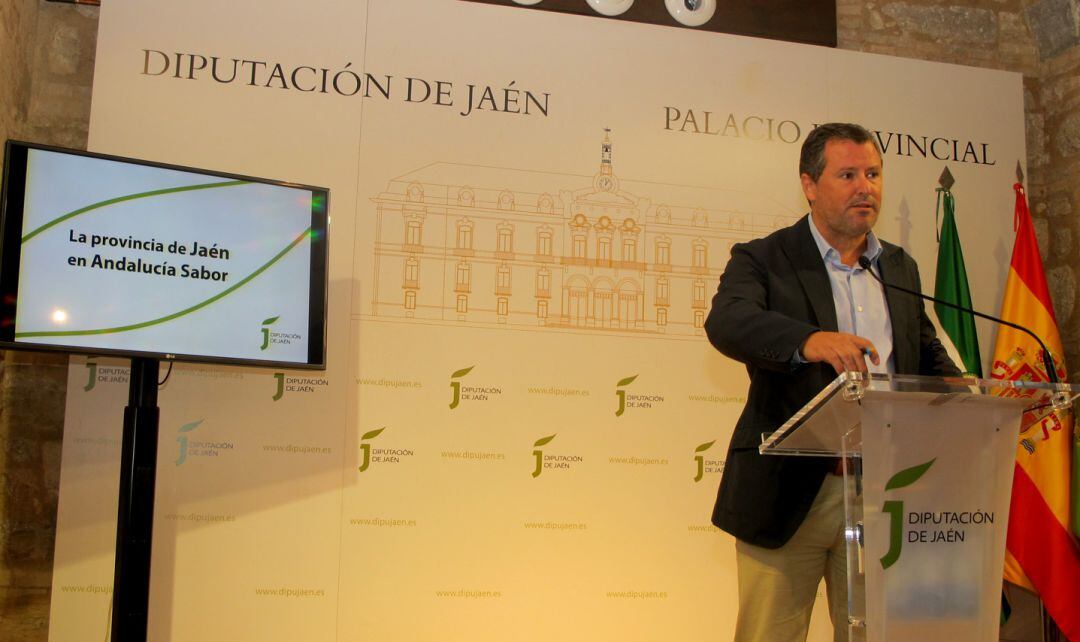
[511,0,543,4]
[666,0,716,26]
[586,0,634,17]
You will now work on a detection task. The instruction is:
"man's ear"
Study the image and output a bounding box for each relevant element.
[800,173,817,206]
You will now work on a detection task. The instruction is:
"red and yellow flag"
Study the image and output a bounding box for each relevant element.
[991,183,1080,640]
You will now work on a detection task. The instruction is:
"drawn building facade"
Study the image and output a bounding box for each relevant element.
[369,132,800,339]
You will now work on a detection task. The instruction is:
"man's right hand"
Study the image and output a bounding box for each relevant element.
[800,331,879,375]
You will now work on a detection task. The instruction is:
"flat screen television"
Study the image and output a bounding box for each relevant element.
[0,141,328,369]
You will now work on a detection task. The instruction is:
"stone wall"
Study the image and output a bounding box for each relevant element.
[0,3,98,641]
[1,1,1077,640]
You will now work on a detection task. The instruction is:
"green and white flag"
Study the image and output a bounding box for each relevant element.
[933,183,983,377]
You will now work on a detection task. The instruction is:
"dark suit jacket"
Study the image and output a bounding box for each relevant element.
[705,215,959,548]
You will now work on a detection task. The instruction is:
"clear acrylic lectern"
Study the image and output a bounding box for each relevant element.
[760,372,1077,641]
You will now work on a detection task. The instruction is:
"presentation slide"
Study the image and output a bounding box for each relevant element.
[10,148,321,365]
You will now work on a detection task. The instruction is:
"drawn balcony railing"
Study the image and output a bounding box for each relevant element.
[495,285,513,296]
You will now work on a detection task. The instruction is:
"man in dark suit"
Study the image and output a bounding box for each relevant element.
[705,122,959,641]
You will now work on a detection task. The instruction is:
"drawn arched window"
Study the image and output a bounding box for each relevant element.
[692,241,707,269]
[656,206,671,224]
[456,295,468,314]
[497,264,512,291]
[405,219,422,247]
[497,224,514,254]
[498,190,514,210]
[456,261,471,291]
[537,300,548,319]
[622,237,637,262]
[458,188,475,206]
[597,236,611,263]
[694,309,705,328]
[731,214,745,227]
[404,258,419,289]
[456,219,473,250]
[655,239,671,266]
[691,210,708,227]
[573,234,587,258]
[536,268,551,297]
[657,307,668,326]
[656,277,669,305]
[692,279,706,307]
[497,298,509,316]
[537,227,553,256]
[405,290,416,310]
[407,182,424,203]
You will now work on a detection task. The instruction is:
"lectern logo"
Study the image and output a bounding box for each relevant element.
[272,372,284,401]
[175,419,204,466]
[449,366,474,410]
[693,440,716,482]
[84,362,97,392]
[260,316,280,351]
[358,427,386,473]
[614,375,638,417]
[880,458,935,569]
[531,434,556,478]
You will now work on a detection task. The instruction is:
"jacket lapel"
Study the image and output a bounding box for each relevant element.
[781,216,838,332]
[877,244,914,373]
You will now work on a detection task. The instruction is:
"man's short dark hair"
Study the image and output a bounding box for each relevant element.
[799,122,882,182]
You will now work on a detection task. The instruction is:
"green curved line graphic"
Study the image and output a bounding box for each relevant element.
[15,227,311,338]
[21,180,249,243]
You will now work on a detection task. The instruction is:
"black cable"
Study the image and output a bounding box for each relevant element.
[158,361,173,386]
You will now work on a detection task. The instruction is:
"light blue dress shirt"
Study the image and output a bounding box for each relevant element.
[805,219,895,374]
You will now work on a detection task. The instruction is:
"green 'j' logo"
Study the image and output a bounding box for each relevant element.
[532,434,556,478]
[272,372,284,401]
[449,366,474,410]
[693,440,716,482]
[260,316,279,351]
[614,375,637,417]
[358,427,386,473]
[880,458,935,569]
[84,362,98,392]
[175,419,204,466]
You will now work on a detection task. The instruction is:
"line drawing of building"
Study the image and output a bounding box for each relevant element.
[366,131,800,339]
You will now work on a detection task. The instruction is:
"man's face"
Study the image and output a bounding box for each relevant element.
[801,139,883,242]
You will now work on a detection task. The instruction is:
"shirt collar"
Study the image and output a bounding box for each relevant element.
[807,215,883,265]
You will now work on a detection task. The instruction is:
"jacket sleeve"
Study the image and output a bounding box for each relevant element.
[705,241,820,373]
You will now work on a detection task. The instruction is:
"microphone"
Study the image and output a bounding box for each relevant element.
[857,256,1060,384]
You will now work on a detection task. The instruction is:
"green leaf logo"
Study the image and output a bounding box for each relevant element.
[178,419,203,433]
[451,366,475,379]
[617,374,638,387]
[533,434,556,448]
[695,440,716,453]
[885,459,935,491]
[362,427,385,441]
[262,316,280,326]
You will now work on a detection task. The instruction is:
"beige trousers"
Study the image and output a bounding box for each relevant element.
[733,475,849,642]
